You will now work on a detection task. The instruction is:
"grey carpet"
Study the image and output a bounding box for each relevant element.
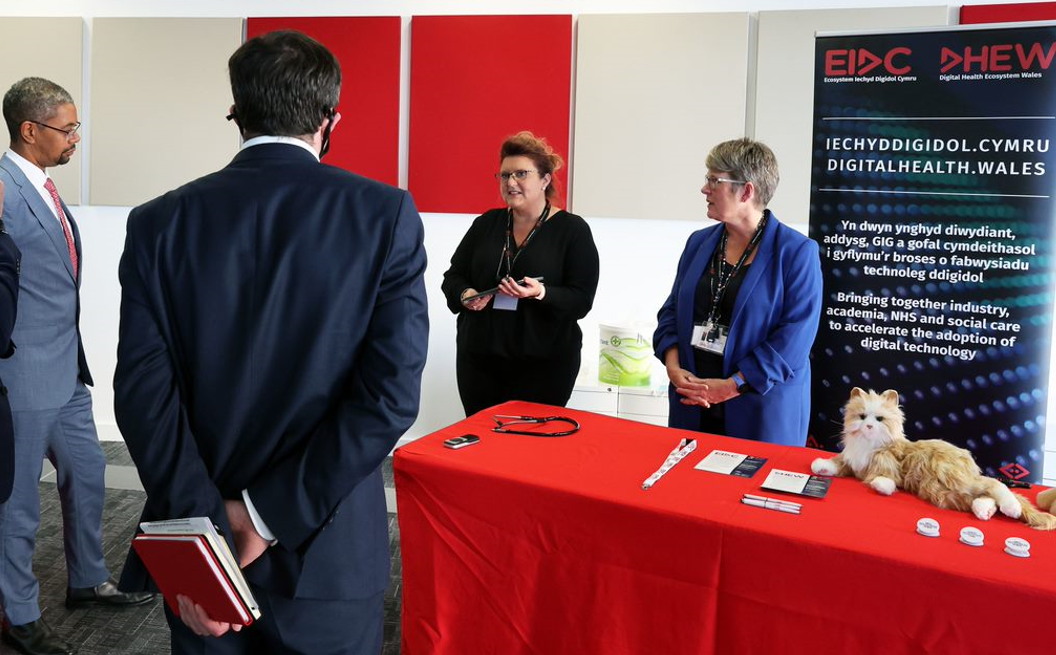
[0,450,402,654]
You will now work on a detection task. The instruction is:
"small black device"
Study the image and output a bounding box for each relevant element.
[443,434,481,450]
[462,277,544,303]
[998,476,1031,489]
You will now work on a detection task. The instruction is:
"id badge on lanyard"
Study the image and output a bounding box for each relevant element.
[692,213,767,357]
[493,205,551,313]
[692,321,729,355]
[493,293,519,311]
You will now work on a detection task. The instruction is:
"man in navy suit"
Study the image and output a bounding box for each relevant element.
[0,78,153,655]
[114,31,429,654]
[0,180,20,506]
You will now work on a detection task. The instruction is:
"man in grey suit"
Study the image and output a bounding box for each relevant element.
[0,78,152,655]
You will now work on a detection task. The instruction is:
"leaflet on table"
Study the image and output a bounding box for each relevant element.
[694,449,767,478]
[760,469,831,498]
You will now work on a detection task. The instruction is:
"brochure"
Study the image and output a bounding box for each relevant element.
[760,468,831,498]
[694,449,767,478]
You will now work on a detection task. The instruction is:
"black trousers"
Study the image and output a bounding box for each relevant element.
[456,349,581,416]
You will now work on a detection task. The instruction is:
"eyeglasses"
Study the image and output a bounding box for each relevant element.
[703,175,747,188]
[31,121,81,141]
[496,169,537,182]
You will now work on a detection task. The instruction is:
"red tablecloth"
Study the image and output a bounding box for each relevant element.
[395,401,1056,655]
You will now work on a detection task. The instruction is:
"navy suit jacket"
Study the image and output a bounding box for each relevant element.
[0,227,18,502]
[654,213,822,446]
[115,144,429,600]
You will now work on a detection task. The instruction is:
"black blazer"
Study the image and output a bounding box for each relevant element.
[0,226,18,502]
[114,144,429,599]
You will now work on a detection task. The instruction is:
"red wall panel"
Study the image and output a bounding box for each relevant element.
[961,2,1056,24]
[246,17,401,186]
[409,15,572,214]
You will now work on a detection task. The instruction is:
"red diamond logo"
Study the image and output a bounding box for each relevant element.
[999,463,1030,480]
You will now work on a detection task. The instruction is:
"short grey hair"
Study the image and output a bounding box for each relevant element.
[3,77,75,142]
[706,138,780,208]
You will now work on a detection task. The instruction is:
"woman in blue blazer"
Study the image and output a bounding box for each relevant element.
[653,139,822,446]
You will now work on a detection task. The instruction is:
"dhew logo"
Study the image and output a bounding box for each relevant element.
[940,42,1056,73]
[825,47,912,76]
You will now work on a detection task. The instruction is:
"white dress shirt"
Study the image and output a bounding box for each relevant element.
[5,149,65,223]
[240,135,319,160]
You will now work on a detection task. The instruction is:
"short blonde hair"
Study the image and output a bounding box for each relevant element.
[706,138,779,207]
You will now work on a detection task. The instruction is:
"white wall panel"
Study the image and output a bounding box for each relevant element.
[574,13,750,221]
[0,18,84,204]
[90,18,242,206]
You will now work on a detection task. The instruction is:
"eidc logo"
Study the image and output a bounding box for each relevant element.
[825,47,912,76]
[823,47,914,84]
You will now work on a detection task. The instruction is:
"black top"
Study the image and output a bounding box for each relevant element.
[442,208,600,360]
[691,251,751,434]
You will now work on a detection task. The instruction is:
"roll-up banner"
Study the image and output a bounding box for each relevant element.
[808,23,1056,482]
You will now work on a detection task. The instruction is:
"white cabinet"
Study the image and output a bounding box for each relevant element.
[568,382,669,425]
[568,384,618,416]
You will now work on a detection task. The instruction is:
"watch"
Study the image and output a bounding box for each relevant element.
[733,372,752,394]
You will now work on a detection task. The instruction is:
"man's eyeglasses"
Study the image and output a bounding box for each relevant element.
[496,169,537,182]
[31,121,81,141]
[703,175,747,188]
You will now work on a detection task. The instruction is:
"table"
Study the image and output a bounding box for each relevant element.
[395,401,1056,655]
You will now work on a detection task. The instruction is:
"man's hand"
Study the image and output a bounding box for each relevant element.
[171,501,265,638]
[176,594,242,637]
[224,499,270,569]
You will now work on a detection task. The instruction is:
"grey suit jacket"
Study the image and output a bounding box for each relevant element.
[0,153,92,411]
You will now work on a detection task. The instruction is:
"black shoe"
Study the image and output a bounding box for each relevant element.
[0,617,77,655]
[64,578,156,609]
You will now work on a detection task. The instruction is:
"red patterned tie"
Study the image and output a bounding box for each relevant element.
[43,178,78,278]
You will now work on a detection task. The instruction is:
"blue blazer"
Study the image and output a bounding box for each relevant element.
[654,213,822,446]
[115,144,429,600]
[0,154,91,413]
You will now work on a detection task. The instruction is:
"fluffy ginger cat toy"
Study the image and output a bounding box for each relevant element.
[811,388,1056,530]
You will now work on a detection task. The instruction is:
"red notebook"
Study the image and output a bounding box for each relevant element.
[132,534,258,625]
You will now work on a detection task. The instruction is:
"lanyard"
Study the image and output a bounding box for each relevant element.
[705,210,769,328]
[642,438,697,489]
[495,203,551,281]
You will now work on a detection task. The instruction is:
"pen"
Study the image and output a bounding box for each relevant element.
[741,498,801,514]
[743,494,802,509]
[505,275,544,284]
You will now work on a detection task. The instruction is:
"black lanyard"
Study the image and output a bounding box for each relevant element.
[705,210,769,327]
[495,203,551,281]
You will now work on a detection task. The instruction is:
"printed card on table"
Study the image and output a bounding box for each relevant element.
[760,469,831,498]
[694,450,767,478]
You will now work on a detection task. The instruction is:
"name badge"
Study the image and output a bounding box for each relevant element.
[692,321,728,355]
[493,293,519,312]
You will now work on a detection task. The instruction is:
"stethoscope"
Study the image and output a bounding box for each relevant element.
[491,415,581,437]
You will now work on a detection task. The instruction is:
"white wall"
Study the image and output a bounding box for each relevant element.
[14,0,1056,485]
[77,207,705,445]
